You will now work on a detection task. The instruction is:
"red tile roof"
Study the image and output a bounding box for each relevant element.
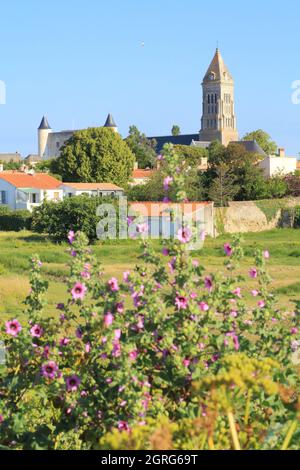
[0,172,62,189]
[132,169,155,179]
[62,182,123,191]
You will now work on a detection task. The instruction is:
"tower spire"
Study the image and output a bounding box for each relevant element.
[199,48,238,146]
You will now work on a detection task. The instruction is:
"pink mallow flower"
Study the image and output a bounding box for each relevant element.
[204,276,213,292]
[104,313,114,327]
[163,176,173,191]
[41,361,59,380]
[251,290,259,297]
[5,319,22,337]
[67,230,75,244]
[233,287,242,298]
[30,324,43,338]
[177,227,192,244]
[224,243,233,256]
[175,295,188,310]
[71,282,87,300]
[258,300,265,309]
[108,278,119,292]
[118,421,130,432]
[263,250,270,259]
[199,302,209,312]
[65,375,81,392]
[129,350,138,361]
[60,337,70,347]
[136,223,149,235]
[81,271,91,280]
[249,268,258,279]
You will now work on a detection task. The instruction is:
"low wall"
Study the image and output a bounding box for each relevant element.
[215,197,300,235]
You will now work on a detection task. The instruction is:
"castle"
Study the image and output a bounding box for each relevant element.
[37,49,264,159]
[38,113,118,159]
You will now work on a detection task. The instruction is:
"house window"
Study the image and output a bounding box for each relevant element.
[30,193,38,204]
[53,192,60,201]
[68,193,73,198]
[56,142,60,149]
[0,191,7,204]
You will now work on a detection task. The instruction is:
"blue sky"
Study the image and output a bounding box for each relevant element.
[0,0,299,157]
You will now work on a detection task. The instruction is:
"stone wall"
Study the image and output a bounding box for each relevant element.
[215,197,300,235]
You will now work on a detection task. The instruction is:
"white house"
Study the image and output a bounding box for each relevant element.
[60,182,124,198]
[0,171,63,211]
[258,149,298,177]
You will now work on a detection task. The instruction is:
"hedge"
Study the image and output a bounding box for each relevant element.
[31,195,120,242]
[0,209,32,231]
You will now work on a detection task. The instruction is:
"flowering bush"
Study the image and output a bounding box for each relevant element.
[0,146,299,450]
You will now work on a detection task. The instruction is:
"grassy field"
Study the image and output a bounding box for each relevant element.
[0,229,299,319]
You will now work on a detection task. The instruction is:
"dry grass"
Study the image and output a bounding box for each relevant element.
[0,229,299,319]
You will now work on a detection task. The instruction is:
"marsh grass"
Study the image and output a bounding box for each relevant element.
[0,229,299,318]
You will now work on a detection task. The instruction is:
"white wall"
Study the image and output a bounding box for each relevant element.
[0,180,17,210]
[259,157,297,177]
[61,185,123,198]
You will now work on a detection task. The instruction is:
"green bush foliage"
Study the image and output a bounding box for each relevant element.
[31,195,119,242]
[0,210,32,231]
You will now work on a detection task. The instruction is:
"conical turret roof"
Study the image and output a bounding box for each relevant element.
[203,49,233,83]
[38,116,51,130]
[104,113,117,128]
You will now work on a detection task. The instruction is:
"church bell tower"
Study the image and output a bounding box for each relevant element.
[199,48,238,146]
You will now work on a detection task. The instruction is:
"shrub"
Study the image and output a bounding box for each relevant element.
[0,146,299,450]
[0,210,32,231]
[285,175,300,197]
[31,195,120,242]
[295,206,300,227]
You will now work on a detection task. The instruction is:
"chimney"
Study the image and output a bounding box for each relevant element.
[134,162,139,170]
[278,148,285,158]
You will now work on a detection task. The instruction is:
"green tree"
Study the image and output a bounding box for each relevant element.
[51,127,135,187]
[0,160,22,171]
[174,145,208,167]
[242,129,277,155]
[171,125,181,136]
[125,126,157,169]
[208,164,239,206]
[127,167,204,202]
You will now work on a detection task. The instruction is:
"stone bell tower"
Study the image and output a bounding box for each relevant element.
[199,49,238,146]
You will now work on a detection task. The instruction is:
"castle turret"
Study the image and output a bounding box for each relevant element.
[38,116,52,158]
[104,113,118,133]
